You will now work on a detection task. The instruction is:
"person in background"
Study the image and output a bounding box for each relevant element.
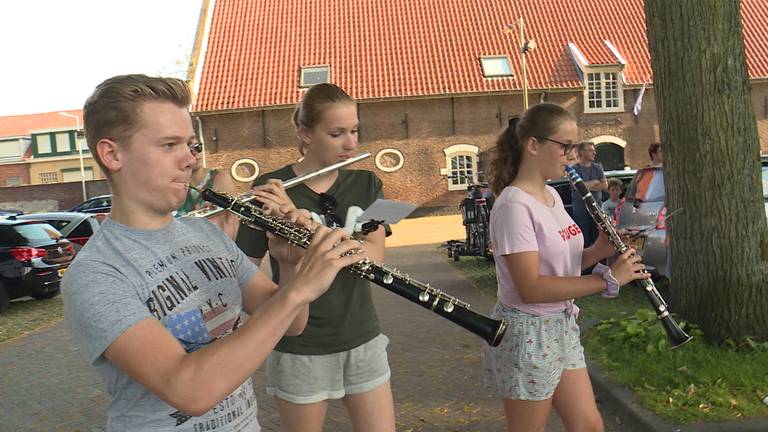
[648,142,663,167]
[601,178,624,221]
[175,141,240,240]
[570,141,607,247]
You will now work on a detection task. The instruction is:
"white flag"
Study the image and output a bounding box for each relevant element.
[633,84,647,117]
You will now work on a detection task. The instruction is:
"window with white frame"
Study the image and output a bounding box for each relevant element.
[39,172,58,183]
[439,144,480,191]
[62,167,94,182]
[300,66,329,87]
[36,134,53,154]
[480,56,513,78]
[55,132,72,152]
[584,70,624,113]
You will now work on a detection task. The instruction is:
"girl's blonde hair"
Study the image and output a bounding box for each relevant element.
[292,83,355,155]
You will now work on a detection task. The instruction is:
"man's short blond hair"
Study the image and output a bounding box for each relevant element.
[83,74,191,175]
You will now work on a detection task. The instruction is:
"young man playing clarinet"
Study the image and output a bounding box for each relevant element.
[62,74,367,431]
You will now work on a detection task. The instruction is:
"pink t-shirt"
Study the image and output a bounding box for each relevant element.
[490,185,584,315]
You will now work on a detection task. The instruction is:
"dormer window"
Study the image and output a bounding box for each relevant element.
[480,56,513,78]
[300,66,330,87]
[584,69,624,113]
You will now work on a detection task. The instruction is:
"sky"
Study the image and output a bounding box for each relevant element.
[0,0,204,116]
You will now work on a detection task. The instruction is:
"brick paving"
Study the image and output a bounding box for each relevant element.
[0,240,628,431]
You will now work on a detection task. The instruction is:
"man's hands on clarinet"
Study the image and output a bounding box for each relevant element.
[260,198,369,305]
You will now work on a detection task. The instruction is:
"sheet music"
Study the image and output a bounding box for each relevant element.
[358,199,417,225]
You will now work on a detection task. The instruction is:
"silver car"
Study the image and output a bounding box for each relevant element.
[615,166,670,278]
[617,159,768,279]
[762,157,768,220]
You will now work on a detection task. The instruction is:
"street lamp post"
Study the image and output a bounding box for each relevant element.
[518,17,536,110]
[58,112,87,201]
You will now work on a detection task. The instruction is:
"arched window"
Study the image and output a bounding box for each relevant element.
[439,144,480,191]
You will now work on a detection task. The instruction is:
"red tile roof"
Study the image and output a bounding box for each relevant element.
[192,0,768,113]
[0,110,82,138]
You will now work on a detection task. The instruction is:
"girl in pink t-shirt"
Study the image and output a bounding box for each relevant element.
[483,103,650,432]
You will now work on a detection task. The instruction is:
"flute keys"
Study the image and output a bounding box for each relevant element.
[419,291,430,302]
[443,301,455,313]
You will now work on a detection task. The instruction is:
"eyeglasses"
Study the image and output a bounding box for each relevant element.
[189,142,203,155]
[319,193,343,228]
[537,137,576,155]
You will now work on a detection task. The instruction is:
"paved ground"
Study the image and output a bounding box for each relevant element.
[0,215,630,431]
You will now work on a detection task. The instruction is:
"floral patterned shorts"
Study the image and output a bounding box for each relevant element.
[483,303,585,401]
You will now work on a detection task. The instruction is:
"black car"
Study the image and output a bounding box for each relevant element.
[547,169,637,216]
[0,220,75,312]
[15,212,104,252]
[67,194,111,214]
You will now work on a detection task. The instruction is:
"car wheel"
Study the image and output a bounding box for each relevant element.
[32,289,60,301]
[0,285,9,313]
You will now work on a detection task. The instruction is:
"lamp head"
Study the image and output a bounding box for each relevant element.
[522,39,536,53]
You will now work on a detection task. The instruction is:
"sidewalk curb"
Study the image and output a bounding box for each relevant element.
[587,359,768,432]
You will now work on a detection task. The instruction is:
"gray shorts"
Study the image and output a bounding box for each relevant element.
[266,334,391,404]
[484,303,585,401]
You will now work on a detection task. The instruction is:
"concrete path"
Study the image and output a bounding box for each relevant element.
[0,243,628,431]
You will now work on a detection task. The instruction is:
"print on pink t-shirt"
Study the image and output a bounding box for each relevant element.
[490,185,584,316]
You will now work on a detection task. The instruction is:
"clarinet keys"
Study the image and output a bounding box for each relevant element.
[383,272,394,284]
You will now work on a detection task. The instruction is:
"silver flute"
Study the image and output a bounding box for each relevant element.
[185,152,371,218]
[564,166,692,348]
[195,187,508,347]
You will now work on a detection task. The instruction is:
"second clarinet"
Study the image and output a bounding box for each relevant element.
[564,166,692,349]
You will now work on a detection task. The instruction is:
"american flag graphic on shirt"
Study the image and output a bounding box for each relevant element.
[166,305,240,353]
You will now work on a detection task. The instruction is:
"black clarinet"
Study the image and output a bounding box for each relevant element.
[564,166,692,349]
[199,188,508,347]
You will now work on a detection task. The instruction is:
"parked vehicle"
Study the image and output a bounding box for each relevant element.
[0,209,24,217]
[0,220,75,312]
[614,166,669,278]
[15,212,103,251]
[548,169,636,217]
[615,158,768,279]
[67,194,112,214]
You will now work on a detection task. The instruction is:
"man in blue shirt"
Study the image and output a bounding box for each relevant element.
[570,141,607,247]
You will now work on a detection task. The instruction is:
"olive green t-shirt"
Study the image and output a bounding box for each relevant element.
[235,166,387,355]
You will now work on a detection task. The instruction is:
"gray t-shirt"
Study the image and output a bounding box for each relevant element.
[63,217,260,432]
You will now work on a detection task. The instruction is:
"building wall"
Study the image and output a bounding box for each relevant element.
[195,84,768,208]
[0,180,110,213]
[28,156,103,185]
[0,163,30,186]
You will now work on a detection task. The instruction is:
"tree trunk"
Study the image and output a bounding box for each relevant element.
[644,0,768,342]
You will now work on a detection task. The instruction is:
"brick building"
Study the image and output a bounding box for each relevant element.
[186,0,768,209]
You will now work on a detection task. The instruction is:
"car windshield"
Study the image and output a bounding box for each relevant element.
[627,168,666,202]
[0,223,61,246]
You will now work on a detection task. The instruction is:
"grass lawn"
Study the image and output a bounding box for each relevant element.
[0,295,64,344]
[448,254,768,425]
